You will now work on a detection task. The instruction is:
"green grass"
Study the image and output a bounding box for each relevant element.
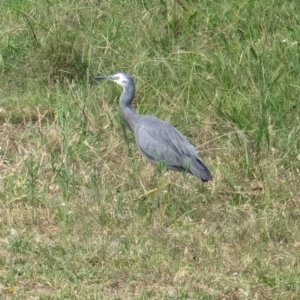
[1,0,300,298]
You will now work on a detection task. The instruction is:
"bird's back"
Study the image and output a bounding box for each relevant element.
[133,115,212,182]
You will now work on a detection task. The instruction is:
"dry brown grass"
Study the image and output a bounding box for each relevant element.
[1,89,300,298]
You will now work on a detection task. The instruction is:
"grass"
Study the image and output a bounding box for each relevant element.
[0,0,300,298]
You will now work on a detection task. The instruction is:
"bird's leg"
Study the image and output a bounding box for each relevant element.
[165,176,172,195]
[133,176,172,201]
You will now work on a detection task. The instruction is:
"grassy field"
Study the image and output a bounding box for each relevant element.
[0,0,300,298]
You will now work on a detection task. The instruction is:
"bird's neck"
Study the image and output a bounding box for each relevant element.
[119,85,139,132]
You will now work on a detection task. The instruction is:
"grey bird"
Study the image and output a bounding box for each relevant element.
[94,72,212,182]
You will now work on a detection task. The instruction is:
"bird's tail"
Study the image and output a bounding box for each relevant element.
[190,157,212,182]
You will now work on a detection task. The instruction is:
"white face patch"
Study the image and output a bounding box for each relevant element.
[112,73,129,87]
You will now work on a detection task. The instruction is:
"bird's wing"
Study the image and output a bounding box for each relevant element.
[135,116,199,168]
[134,115,212,181]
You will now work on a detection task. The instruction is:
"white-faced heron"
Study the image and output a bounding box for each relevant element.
[94,72,212,196]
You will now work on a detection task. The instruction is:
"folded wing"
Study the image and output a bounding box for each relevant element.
[134,116,212,182]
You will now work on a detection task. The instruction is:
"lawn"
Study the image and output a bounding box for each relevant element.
[0,0,300,298]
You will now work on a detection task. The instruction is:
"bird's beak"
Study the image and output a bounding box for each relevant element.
[94,75,111,80]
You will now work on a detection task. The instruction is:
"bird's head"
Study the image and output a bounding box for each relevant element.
[94,72,133,88]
